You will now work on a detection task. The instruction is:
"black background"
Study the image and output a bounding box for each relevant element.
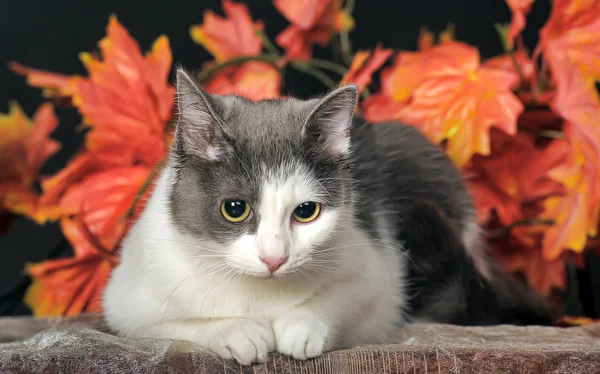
[0,0,554,315]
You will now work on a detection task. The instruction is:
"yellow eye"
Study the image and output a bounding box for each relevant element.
[292,202,321,223]
[221,200,252,223]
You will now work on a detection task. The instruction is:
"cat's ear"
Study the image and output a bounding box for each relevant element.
[303,85,359,156]
[175,68,230,160]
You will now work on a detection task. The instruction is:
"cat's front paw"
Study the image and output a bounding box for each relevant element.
[273,309,329,360]
[208,319,275,365]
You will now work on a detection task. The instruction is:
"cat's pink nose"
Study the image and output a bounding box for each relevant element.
[260,256,288,272]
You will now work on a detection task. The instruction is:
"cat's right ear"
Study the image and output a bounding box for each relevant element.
[175,69,230,161]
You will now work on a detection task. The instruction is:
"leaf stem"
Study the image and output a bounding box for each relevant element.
[518,126,565,140]
[255,29,281,56]
[494,23,527,86]
[123,156,168,220]
[339,0,355,65]
[309,58,349,76]
[289,61,337,88]
[487,217,555,241]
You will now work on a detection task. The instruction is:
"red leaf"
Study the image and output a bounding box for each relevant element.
[392,42,523,166]
[483,49,536,86]
[9,62,77,102]
[58,166,150,249]
[11,16,174,169]
[0,102,61,223]
[275,0,353,61]
[190,0,264,62]
[340,45,392,92]
[492,233,567,295]
[505,0,535,48]
[204,61,281,101]
[361,56,408,123]
[25,255,114,317]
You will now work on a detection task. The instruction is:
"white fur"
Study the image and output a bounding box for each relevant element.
[103,165,407,364]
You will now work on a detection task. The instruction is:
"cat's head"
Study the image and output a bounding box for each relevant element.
[168,69,358,279]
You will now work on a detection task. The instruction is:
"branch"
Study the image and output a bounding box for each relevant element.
[339,0,355,65]
[289,61,337,88]
[255,29,281,56]
[494,23,527,86]
[518,125,565,140]
[123,156,168,220]
[487,217,555,241]
[309,58,348,76]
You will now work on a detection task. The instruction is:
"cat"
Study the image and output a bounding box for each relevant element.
[102,68,556,366]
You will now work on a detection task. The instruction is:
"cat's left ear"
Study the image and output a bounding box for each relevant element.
[303,85,359,156]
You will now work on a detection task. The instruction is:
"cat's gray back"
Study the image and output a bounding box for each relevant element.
[350,118,475,239]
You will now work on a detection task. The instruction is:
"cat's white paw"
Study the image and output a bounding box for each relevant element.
[207,319,275,365]
[273,309,329,360]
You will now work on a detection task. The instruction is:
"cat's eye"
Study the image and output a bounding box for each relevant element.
[221,200,252,223]
[292,202,321,223]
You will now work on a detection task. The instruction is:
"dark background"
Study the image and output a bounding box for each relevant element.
[0,0,553,315]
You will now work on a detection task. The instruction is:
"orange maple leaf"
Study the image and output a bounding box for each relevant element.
[538,0,600,81]
[275,0,354,61]
[540,123,600,260]
[57,166,151,249]
[190,0,264,62]
[74,16,173,149]
[9,62,77,103]
[558,315,600,326]
[467,132,568,226]
[24,217,118,316]
[391,42,523,166]
[505,0,535,48]
[418,25,455,51]
[11,15,174,169]
[13,16,174,218]
[512,249,567,296]
[340,45,392,93]
[361,56,408,123]
[483,49,536,87]
[536,9,600,259]
[0,102,61,224]
[204,62,281,101]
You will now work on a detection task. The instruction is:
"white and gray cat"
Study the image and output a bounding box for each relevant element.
[103,69,555,365]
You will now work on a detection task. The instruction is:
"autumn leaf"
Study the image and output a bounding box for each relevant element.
[0,102,61,224]
[540,123,600,260]
[492,231,567,295]
[418,25,455,51]
[513,249,567,296]
[24,217,118,316]
[483,49,536,86]
[558,315,600,326]
[75,16,173,144]
[204,61,281,101]
[340,45,392,92]
[9,62,77,103]
[274,0,331,30]
[469,132,568,224]
[505,0,534,48]
[275,0,353,61]
[361,56,408,123]
[391,42,523,166]
[190,0,264,62]
[12,15,174,169]
[537,41,600,260]
[538,0,600,81]
[57,166,151,249]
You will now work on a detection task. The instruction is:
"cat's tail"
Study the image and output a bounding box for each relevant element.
[402,200,559,326]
